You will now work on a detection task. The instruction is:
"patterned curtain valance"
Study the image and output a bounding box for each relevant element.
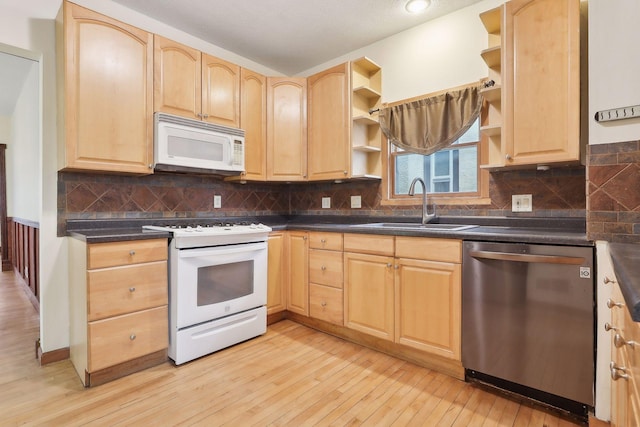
[379,85,482,156]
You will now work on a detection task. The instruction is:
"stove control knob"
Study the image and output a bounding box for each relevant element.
[196,225,203,232]
[185,226,193,232]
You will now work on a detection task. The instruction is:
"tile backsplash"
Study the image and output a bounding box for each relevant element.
[59,165,586,235]
[587,140,640,243]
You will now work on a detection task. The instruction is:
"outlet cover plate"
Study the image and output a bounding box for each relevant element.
[214,195,222,209]
[351,195,362,209]
[322,197,331,209]
[512,194,532,212]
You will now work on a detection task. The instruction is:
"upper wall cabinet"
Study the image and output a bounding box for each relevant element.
[307,63,351,181]
[480,0,581,169]
[266,77,308,181]
[154,36,240,127]
[56,2,154,174]
[239,68,268,181]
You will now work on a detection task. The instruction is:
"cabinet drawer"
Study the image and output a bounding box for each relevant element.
[395,237,462,263]
[88,239,167,269]
[309,249,343,288]
[309,232,343,251]
[88,261,168,321]
[88,306,168,371]
[344,233,394,256]
[309,284,343,325]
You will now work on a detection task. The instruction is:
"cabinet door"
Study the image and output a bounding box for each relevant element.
[503,0,580,166]
[267,232,286,315]
[395,258,461,360]
[240,68,267,180]
[154,35,201,120]
[307,63,350,181]
[286,231,309,316]
[61,3,153,174]
[266,77,307,181]
[202,54,240,127]
[344,252,394,340]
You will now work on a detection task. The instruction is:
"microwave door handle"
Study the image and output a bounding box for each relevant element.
[468,250,584,265]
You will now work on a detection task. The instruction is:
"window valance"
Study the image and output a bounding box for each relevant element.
[379,85,482,156]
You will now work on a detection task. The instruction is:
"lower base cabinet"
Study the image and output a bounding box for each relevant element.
[69,237,169,386]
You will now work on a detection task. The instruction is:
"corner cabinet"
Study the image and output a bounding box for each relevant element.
[69,238,168,387]
[239,68,268,181]
[480,0,581,169]
[266,78,308,181]
[56,1,154,174]
[307,63,351,181]
[154,35,240,127]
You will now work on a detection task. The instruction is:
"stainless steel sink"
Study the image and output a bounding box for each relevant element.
[354,222,478,231]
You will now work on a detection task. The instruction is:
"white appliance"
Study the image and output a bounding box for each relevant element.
[154,112,245,175]
[144,221,271,365]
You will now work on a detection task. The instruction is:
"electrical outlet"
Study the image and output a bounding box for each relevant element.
[322,197,331,209]
[512,194,532,212]
[213,195,222,209]
[351,195,362,209]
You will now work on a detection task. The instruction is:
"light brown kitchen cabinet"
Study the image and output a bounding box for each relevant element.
[239,68,267,180]
[609,278,640,426]
[267,231,286,315]
[266,77,308,181]
[344,234,395,341]
[69,238,168,387]
[308,232,344,325]
[154,35,240,127]
[479,0,581,169]
[56,1,154,174]
[307,63,350,181]
[394,237,461,360]
[286,231,309,315]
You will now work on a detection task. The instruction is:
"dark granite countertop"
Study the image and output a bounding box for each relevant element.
[610,243,640,322]
[66,215,590,246]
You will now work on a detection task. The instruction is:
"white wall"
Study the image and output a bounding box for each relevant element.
[301,0,504,103]
[8,61,40,221]
[589,0,640,145]
[0,116,9,143]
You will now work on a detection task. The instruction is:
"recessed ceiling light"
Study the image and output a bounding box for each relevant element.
[405,0,431,13]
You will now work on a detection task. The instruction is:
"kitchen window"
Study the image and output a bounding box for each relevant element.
[381,90,490,206]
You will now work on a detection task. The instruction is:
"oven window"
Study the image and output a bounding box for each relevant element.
[197,260,254,306]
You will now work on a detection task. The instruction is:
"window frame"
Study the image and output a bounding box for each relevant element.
[380,83,491,207]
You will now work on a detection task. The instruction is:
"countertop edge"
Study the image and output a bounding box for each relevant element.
[68,229,172,243]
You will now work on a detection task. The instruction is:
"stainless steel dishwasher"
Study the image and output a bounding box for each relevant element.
[462,241,594,416]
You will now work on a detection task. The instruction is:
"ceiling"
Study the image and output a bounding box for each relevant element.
[111,0,485,75]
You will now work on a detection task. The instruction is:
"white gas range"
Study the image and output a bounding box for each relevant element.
[143,221,272,365]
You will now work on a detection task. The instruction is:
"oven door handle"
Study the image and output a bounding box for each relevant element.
[468,250,585,265]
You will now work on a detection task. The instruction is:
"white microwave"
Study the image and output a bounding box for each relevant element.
[154,112,245,175]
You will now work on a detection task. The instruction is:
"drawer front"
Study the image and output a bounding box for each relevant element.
[343,233,394,256]
[309,232,343,251]
[395,236,462,263]
[88,306,168,372]
[88,261,168,321]
[309,249,343,288]
[309,284,343,325]
[88,239,167,269]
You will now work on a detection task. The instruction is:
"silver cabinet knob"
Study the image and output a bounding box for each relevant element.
[387,263,392,268]
[604,322,618,332]
[321,266,327,271]
[321,301,327,307]
[505,154,512,161]
[129,250,136,256]
[610,361,629,381]
[129,287,136,292]
[614,333,636,348]
[130,333,136,341]
[607,298,623,309]
[604,276,616,285]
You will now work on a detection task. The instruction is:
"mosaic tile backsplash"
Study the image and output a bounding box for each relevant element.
[59,165,586,235]
[587,140,640,243]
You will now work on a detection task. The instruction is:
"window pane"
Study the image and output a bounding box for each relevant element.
[453,118,480,145]
[434,180,451,193]
[433,151,450,176]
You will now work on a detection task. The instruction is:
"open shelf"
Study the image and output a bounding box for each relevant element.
[481,46,501,68]
[479,85,501,103]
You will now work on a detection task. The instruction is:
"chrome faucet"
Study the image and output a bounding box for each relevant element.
[408,177,436,224]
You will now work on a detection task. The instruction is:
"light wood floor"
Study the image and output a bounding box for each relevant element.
[0,271,583,426]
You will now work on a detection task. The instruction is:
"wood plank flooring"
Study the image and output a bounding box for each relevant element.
[0,270,583,426]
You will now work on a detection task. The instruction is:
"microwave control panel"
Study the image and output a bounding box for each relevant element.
[233,140,243,166]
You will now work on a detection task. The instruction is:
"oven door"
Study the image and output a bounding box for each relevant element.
[173,241,267,329]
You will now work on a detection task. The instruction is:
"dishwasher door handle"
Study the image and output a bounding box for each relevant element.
[468,250,585,265]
